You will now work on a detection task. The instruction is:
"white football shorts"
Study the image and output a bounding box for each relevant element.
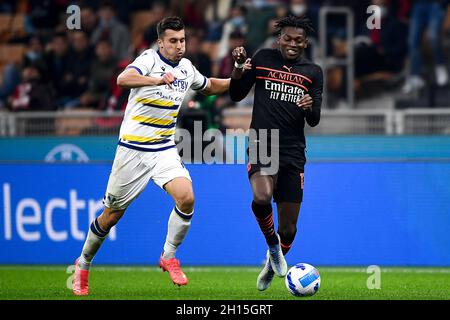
[103,145,191,210]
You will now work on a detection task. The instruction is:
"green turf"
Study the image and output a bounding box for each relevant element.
[0,266,449,300]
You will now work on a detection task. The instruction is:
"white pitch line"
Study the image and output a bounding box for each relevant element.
[1,266,450,274]
[319,267,450,274]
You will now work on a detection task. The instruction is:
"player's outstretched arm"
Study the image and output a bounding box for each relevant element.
[117,68,175,89]
[201,78,231,96]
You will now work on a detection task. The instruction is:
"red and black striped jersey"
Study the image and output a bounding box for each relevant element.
[230,48,323,169]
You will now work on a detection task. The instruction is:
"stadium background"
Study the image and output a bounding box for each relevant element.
[0,0,449,269]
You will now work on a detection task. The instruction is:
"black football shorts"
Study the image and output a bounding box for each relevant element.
[247,162,304,203]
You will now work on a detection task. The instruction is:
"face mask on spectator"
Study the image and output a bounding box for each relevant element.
[100,18,114,28]
[253,0,267,9]
[291,4,307,16]
[26,51,40,61]
[231,16,245,27]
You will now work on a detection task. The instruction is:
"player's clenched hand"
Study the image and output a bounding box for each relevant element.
[232,47,247,64]
[160,72,176,88]
[296,94,313,111]
[243,58,252,70]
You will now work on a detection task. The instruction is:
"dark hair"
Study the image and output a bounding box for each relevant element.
[229,30,245,40]
[51,32,67,41]
[99,0,115,11]
[274,15,314,37]
[157,16,185,38]
[96,38,113,47]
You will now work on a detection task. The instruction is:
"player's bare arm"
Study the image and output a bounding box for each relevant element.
[201,78,231,95]
[116,67,176,89]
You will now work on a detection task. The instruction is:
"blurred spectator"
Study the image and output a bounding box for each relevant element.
[317,0,371,60]
[353,0,408,83]
[1,34,47,107]
[390,0,411,21]
[23,34,46,69]
[325,0,409,101]
[101,59,131,113]
[59,30,94,108]
[80,6,99,39]
[217,4,248,62]
[142,1,168,48]
[79,40,117,109]
[171,0,207,30]
[8,62,56,135]
[100,60,131,112]
[9,63,56,112]
[91,1,130,60]
[319,0,372,34]
[402,0,449,93]
[185,30,213,109]
[44,32,69,101]
[288,0,319,35]
[290,0,308,16]
[0,65,21,108]
[0,0,14,13]
[26,0,64,32]
[88,59,131,134]
[218,30,248,79]
[245,0,278,53]
[214,30,249,118]
[204,0,233,42]
[259,3,289,50]
[185,31,212,78]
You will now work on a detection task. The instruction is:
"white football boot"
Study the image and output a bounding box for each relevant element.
[268,235,288,277]
[256,253,275,291]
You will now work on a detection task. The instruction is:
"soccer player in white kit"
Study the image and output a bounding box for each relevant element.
[72,16,231,295]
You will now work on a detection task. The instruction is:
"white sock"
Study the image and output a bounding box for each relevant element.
[78,219,108,270]
[162,207,193,259]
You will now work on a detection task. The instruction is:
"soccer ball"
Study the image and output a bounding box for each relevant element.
[285,263,321,297]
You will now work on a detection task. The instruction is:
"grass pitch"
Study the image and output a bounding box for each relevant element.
[0,266,449,300]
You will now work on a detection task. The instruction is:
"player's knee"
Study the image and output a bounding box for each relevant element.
[253,190,272,204]
[176,192,195,213]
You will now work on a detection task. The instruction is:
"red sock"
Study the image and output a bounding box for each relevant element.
[280,242,292,255]
[252,201,278,245]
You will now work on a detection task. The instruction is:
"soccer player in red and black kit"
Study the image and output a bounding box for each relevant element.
[229,15,323,291]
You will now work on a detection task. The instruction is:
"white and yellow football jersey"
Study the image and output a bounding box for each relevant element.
[118,49,208,152]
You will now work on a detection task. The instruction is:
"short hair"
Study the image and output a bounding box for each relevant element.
[51,32,67,41]
[274,15,314,37]
[96,38,113,47]
[99,0,115,11]
[230,30,245,40]
[157,16,185,39]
